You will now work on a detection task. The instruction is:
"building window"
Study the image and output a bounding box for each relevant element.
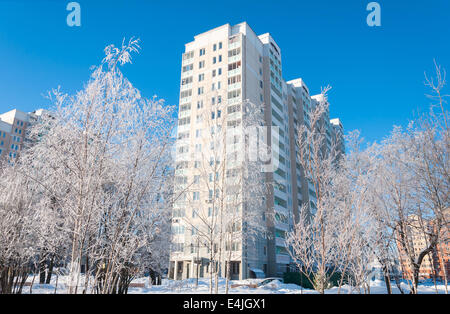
[228,61,241,71]
[178,146,189,154]
[213,57,216,64]
[213,44,217,51]
[199,73,205,81]
[180,90,192,99]
[173,242,184,253]
[194,175,200,184]
[199,61,205,69]
[178,117,191,126]
[228,48,240,57]
[173,208,185,218]
[227,119,241,128]
[232,263,240,275]
[228,89,241,99]
[180,103,191,112]
[193,192,200,201]
[219,42,222,49]
[228,75,241,85]
[200,48,206,56]
[182,76,193,85]
[182,64,193,72]
[227,104,241,114]
[172,225,185,235]
[178,131,189,140]
[183,51,194,60]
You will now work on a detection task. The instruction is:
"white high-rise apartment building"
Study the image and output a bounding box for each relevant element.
[169,22,344,280]
[0,108,46,162]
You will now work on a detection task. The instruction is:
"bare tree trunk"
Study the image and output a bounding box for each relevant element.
[39,258,46,285]
[225,260,230,294]
[54,273,59,294]
[46,255,55,285]
[29,272,36,294]
[381,262,392,294]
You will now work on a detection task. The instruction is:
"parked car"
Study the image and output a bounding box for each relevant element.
[257,277,283,287]
[231,277,283,289]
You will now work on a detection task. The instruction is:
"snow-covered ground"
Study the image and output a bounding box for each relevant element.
[21,275,448,294]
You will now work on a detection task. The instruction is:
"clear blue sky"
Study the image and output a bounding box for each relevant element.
[0,0,449,143]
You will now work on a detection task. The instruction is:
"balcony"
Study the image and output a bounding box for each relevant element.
[275,236,286,247]
[275,220,289,232]
[228,82,241,91]
[274,204,289,217]
[178,110,190,119]
[180,83,192,91]
[276,254,290,264]
[274,184,287,199]
[227,97,241,105]
[228,41,241,50]
[181,70,193,78]
[182,58,193,66]
[228,68,241,77]
[180,97,191,105]
[228,55,241,63]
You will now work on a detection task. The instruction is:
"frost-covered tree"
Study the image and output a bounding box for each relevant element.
[0,164,39,294]
[2,38,176,294]
[331,131,378,294]
[369,63,448,294]
[286,86,344,294]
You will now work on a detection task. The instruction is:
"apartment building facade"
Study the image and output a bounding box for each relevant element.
[169,22,344,281]
[0,109,45,162]
[397,210,450,282]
